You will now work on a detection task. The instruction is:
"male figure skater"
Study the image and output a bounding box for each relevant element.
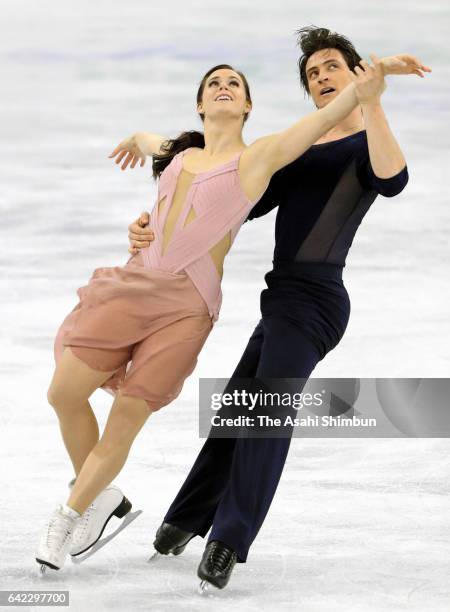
[123,28,430,589]
[126,28,427,588]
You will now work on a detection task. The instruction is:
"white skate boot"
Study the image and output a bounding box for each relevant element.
[36,504,81,573]
[68,480,132,557]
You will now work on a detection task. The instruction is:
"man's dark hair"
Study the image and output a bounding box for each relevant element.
[296,26,362,96]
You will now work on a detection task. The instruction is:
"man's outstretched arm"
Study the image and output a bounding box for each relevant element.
[359,53,431,179]
[361,101,407,178]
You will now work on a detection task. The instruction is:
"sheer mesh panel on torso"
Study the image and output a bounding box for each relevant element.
[295,158,377,264]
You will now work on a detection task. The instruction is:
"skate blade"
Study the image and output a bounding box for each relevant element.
[36,557,59,575]
[71,510,142,564]
[147,551,160,563]
[37,562,58,576]
[198,580,209,594]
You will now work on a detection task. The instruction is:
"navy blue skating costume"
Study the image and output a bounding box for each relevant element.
[164,129,409,562]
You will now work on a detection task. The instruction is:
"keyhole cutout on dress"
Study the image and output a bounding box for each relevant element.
[157,196,167,216]
[159,168,232,278]
[160,169,196,256]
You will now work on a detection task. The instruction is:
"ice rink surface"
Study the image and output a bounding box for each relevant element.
[1,1,449,610]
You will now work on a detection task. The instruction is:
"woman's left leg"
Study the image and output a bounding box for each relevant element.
[66,312,213,515]
[67,390,151,515]
[36,388,151,571]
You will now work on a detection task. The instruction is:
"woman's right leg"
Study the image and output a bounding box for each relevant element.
[47,346,122,476]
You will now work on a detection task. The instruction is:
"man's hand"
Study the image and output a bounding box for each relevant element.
[128,212,154,255]
[381,54,432,78]
[349,53,386,106]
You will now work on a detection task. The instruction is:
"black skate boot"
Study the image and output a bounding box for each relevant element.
[152,522,195,556]
[197,540,238,591]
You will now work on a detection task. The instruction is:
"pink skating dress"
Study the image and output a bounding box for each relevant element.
[53,147,260,412]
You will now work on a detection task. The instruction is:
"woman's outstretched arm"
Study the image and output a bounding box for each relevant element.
[108,132,168,170]
[244,56,385,179]
[133,132,168,156]
[239,53,428,201]
[268,79,361,171]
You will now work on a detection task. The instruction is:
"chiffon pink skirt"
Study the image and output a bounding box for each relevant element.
[53,252,213,412]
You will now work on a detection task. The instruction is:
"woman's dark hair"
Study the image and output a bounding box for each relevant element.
[152,64,252,179]
[296,26,362,96]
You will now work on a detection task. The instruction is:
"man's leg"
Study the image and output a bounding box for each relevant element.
[163,320,265,536]
[207,315,322,562]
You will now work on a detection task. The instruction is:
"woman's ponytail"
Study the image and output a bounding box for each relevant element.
[152,130,205,179]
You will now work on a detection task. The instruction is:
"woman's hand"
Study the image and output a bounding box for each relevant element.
[128,212,154,255]
[109,134,147,171]
[349,54,387,106]
[381,54,432,78]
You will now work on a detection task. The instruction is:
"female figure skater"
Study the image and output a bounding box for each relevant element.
[36,53,409,572]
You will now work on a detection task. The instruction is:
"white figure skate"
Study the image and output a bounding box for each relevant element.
[69,481,132,557]
[36,504,81,573]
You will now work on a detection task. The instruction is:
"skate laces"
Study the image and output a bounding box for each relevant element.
[207,542,235,572]
[46,509,78,550]
[74,502,96,538]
